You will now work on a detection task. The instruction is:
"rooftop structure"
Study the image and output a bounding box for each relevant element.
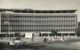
[0,8,77,13]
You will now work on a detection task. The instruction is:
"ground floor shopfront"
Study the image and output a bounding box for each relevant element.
[0,32,76,38]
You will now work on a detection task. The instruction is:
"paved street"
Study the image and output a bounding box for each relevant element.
[1,37,80,50]
[1,41,80,50]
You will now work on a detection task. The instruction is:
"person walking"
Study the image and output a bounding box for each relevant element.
[32,33,34,41]
[44,36,47,43]
[61,36,64,43]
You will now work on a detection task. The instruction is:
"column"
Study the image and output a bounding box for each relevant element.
[68,33,70,38]
[48,33,49,37]
[13,33,15,38]
[6,33,8,38]
[0,13,1,33]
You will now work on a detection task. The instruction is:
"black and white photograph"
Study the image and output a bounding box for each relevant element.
[0,0,80,50]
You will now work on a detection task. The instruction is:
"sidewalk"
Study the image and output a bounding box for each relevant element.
[0,36,80,44]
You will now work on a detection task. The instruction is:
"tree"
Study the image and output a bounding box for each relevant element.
[76,27,80,36]
[51,30,57,36]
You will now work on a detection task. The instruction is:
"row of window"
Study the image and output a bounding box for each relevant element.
[2,23,76,26]
[1,26,76,30]
[1,19,76,22]
[1,26,75,29]
[1,14,76,18]
[2,18,75,21]
[0,34,20,37]
[1,17,76,22]
[1,16,75,18]
[2,20,76,23]
[1,26,76,29]
[1,29,75,32]
[2,22,76,24]
[9,22,76,25]
[1,25,76,27]
[2,24,76,26]
[2,20,76,22]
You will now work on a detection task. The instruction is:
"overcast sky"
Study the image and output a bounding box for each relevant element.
[0,0,80,21]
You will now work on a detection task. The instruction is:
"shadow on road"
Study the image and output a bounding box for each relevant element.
[0,41,80,50]
[8,44,46,50]
[43,46,78,50]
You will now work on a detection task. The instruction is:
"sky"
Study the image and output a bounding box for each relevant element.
[0,0,80,21]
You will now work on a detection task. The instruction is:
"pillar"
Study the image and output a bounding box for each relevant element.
[75,34,77,37]
[48,33,49,37]
[68,33,70,38]
[6,33,8,38]
[61,33,63,37]
[13,33,15,38]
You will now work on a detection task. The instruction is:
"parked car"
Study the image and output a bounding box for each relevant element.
[0,43,6,50]
[9,38,25,47]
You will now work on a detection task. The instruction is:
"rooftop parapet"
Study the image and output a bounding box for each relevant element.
[0,8,77,13]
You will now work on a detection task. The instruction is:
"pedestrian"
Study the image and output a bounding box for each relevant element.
[44,36,47,43]
[32,33,34,41]
[61,36,64,43]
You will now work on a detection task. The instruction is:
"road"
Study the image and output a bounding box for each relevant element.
[1,37,80,50]
[2,41,80,50]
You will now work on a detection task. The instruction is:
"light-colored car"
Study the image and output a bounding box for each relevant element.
[9,38,25,46]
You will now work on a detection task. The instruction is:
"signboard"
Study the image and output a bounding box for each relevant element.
[25,32,33,38]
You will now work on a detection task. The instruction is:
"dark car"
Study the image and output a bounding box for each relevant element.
[0,43,6,50]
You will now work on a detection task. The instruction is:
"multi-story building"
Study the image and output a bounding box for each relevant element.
[76,22,80,36]
[0,8,77,37]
